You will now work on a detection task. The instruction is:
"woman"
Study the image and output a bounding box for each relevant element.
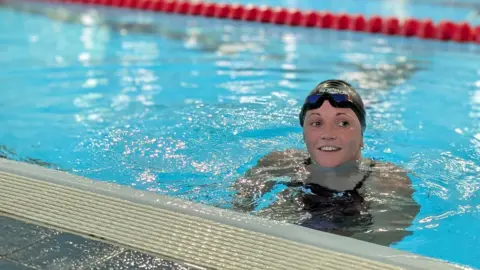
[232,79,420,246]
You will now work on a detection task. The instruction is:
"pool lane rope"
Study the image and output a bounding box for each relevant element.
[41,0,480,44]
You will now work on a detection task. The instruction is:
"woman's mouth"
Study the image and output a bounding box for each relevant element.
[318,146,342,152]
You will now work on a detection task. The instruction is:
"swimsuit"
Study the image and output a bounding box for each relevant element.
[282,158,375,230]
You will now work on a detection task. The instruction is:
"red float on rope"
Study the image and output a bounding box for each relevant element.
[383,17,400,35]
[453,22,471,42]
[105,0,116,6]
[229,5,245,20]
[259,7,274,23]
[368,16,382,33]
[417,20,436,39]
[402,18,419,37]
[190,2,205,15]
[335,13,350,30]
[138,0,151,10]
[244,6,259,21]
[438,21,457,41]
[289,10,303,26]
[126,0,137,8]
[350,15,366,31]
[474,26,480,43]
[176,1,190,14]
[151,0,164,11]
[203,2,216,17]
[162,0,176,13]
[43,0,480,44]
[273,8,288,25]
[319,12,334,28]
[215,3,231,18]
[303,11,320,27]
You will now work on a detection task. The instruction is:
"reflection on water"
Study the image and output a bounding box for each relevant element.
[0,145,61,170]
[342,58,423,91]
[1,1,480,268]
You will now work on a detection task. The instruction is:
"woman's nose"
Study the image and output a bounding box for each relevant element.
[320,125,337,140]
[321,133,337,140]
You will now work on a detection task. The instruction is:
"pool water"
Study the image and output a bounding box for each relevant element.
[0,0,479,269]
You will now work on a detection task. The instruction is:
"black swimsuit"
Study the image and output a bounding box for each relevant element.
[285,158,375,230]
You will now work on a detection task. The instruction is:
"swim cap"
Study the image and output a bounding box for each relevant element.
[299,80,366,133]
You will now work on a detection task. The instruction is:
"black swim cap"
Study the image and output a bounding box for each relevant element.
[299,79,367,133]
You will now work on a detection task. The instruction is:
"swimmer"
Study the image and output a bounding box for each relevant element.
[232,79,420,246]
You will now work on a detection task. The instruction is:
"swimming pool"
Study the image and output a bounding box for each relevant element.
[0,0,479,268]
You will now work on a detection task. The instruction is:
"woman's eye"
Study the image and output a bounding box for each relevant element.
[338,121,350,127]
[310,121,322,127]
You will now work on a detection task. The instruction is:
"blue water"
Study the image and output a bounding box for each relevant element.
[0,1,479,269]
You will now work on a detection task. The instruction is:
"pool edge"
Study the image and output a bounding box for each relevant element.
[0,158,465,270]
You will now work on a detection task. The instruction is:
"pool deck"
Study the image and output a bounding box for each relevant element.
[0,214,198,270]
[0,158,469,270]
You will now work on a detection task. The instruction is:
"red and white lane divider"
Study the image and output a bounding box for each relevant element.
[41,0,480,44]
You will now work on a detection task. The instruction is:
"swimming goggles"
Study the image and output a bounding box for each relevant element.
[304,93,356,109]
[299,93,366,130]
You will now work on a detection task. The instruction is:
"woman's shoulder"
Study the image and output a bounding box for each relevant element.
[244,149,309,179]
[365,158,405,170]
[256,149,309,167]
[360,158,415,194]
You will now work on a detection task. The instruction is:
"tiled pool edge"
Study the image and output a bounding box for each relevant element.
[0,158,464,270]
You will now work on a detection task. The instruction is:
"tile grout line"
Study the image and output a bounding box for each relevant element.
[1,228,122,270]
[0,257,43,270]
[0,224,59,258]
[78,248,126,270]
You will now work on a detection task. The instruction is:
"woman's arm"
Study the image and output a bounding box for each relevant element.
[353,162,421,246]
[231,149,307,212]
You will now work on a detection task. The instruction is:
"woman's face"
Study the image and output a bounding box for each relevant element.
[303,101,363,168]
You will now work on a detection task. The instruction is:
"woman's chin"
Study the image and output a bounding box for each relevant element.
[311,151,345,168]
[312,158,343,168]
